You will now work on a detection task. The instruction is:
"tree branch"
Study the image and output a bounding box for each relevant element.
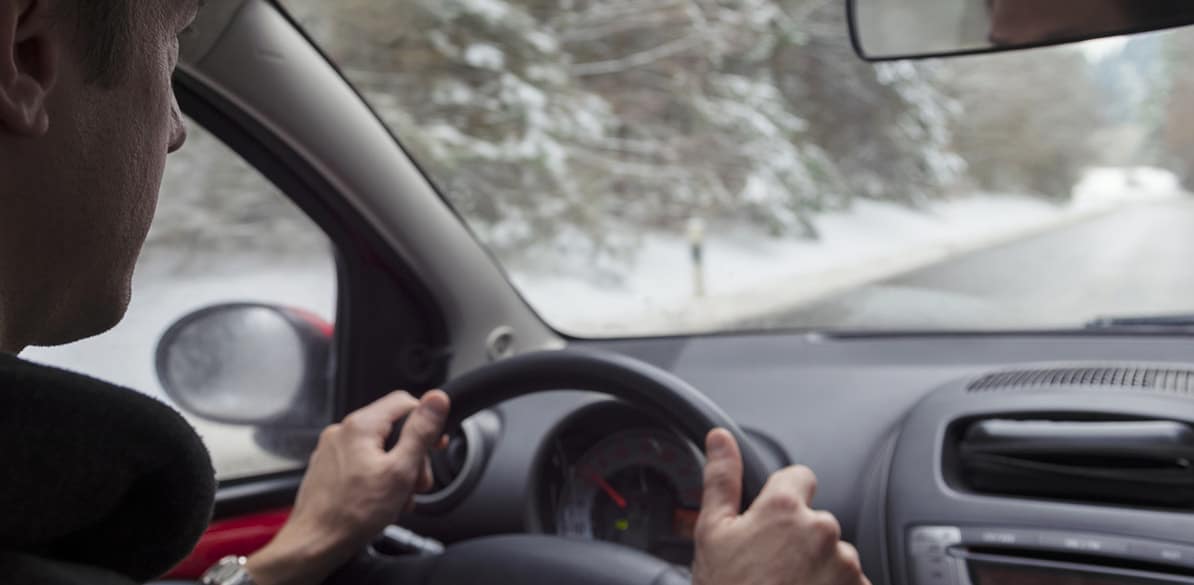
[571,33,704,76]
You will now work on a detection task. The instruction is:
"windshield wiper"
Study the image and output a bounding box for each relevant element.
[1085,314,1194,329]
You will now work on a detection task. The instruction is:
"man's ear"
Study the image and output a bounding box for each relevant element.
[0,0,59,137]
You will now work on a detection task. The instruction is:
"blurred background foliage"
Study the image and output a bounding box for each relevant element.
[160,0,1194,266]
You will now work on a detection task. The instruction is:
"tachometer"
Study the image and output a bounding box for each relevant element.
[556,428,704,564]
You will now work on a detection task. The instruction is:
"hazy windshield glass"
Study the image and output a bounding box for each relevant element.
[282,0,1194,337]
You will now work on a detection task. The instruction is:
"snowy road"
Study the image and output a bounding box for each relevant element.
[752,198,1194,331]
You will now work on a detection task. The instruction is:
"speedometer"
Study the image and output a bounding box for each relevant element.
[556,428,704,564]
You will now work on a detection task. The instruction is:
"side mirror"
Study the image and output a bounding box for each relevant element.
[155,303,332,427]
[850,0,1194,61]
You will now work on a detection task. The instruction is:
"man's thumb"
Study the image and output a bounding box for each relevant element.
[699,428,743,524]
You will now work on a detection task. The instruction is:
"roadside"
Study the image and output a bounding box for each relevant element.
[515,167,1186,336]
[761,195,1194,331]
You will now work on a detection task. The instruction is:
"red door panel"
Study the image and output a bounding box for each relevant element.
[163,509,291,580]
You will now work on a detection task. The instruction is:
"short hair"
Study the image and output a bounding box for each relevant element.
[59,0,132,86]
[1126,1,1194,25]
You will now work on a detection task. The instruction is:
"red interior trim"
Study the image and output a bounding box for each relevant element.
[288,307,334,337]
[163,508,291,580]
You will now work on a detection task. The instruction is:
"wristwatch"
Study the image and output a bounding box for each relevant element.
[200,556,256,585]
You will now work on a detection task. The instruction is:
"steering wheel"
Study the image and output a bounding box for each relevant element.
[331,348,776,585]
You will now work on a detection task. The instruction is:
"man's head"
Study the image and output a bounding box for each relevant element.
[0,0,200,353]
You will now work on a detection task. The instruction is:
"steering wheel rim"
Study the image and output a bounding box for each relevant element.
[437,348,772,506]
[346,348,776,585]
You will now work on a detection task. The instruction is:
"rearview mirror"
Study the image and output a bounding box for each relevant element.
[849,0,1194,61]
[155,303,332,426]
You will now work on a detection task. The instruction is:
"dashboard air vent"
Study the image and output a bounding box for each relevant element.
[412,410,500,514]
[966,367,1194,395]
[954,419,1194,509]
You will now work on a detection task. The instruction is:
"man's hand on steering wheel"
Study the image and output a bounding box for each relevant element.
[246,390,451,585]
[692,429,870,585]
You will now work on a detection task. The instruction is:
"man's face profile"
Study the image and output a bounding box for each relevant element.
[0,0,199,353]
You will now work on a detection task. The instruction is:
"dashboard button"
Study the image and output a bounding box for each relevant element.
[911,555,958,585]
[1039,532,1130,555]
[960,527,1040,548]
[909,526,962,554]
[1130,542,1194,568]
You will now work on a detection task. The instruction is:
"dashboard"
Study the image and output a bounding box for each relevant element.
[401,332,1194,585]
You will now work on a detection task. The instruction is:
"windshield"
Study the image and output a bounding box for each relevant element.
[282,0,1194,337]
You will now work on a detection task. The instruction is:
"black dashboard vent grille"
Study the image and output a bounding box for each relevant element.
[954,419,1194,509]
[967,367,1194,395]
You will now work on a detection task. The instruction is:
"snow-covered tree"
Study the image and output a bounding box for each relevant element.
[174,0,1108,269]
[1158,30,1194,188]
[942,48,1107,199]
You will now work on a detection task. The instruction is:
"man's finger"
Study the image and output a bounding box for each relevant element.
[752,465,817,515]
[837,541,866,584]
[698,428,743,526]
[417,456,435,493]
[390,390,450,462]
[343,390,419,439]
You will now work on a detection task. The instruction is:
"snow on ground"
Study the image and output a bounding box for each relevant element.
[1072,166,1183,206]
[513,167,1186,336]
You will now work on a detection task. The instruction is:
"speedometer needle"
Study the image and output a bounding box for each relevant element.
[586,472,628,509]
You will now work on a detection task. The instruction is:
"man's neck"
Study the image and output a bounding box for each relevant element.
[0,327,23,355]
[0,301,28,354]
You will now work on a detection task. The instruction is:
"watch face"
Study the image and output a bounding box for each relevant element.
[212,564,241,580]
[204,557,248,584]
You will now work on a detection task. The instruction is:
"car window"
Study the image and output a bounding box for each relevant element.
[281,0,1194,337]
[22,118,338,481]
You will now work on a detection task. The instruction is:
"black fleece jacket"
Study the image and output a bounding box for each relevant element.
[0,353,216,583]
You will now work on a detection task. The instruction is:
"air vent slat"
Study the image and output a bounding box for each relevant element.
[967,366,1194,395]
